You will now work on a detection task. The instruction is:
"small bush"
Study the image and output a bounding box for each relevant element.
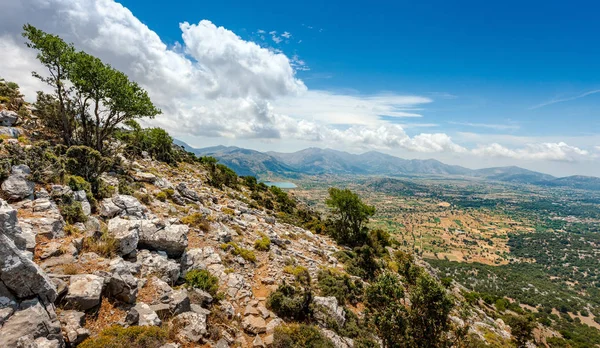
[65,145,112,191]
[317,269,363,305]
[184,269,220,297]
[66,175,97,209]
[221,242,256,262]
[83,228,118,258]
[267,282,312,321]
[134,192,152,204]
[273,324,335,348]
[79,325,167,348]
[254,235,271,251]
[60,201,87,224]
[181,212,211,232]
[155,191,167,202]
[221,207,235,216]
[283,265,311,285]
[97,180,116,199]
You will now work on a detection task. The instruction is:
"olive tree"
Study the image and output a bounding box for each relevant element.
[326,187,375,246]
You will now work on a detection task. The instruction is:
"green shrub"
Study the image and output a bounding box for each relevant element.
[65,146,112,191]
[60,201,87,224]
[155,191,167,202]
[97,180,116,199]
[254,235,271,251]
[273,324,334,348]
[221,242,256,262]
[184,269,220,297]
[65,175,97,210]
[267,282,312,321]
[79,325,167,348]
[181,212,211,232]
[83,227,118,258]
[317,269,363,305]
[134,192,152,204]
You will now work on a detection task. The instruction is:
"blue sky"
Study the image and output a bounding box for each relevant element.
[119,0,600,138]
[1,0,599,176]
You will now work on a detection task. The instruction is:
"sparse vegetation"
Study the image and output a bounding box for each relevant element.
[184,269,220,297]
[78,325,167,348]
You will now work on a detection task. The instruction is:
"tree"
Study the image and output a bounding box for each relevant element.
[504,315,535,348]
[22,24,76,145]
[408,273,454,347]
[364,272,409,348]
[23,24,160,153]
[326,188,375,246]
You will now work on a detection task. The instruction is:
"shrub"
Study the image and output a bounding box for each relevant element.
[267,282,312,321]
[134,192,152,204]
[155,191,167,202]
[325,188,374,247]
[317,269,363,305]
[79,325,167,348]
[221,242,256,262]
[184,269,220,297]
[60,200,87,224]
[181,212,211,232]
[254,235,271,251]
[364,272,408,347]
[83,227,118,258]
[65,174,97,210]
[345,245,379,280]
[273,324,335,348]
[65,146,112,191]
[97,180,116,199]
[283,265,311,285]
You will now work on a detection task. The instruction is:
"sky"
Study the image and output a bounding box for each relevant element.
[0,0,599,176]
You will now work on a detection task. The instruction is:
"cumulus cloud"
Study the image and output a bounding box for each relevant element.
[0,0,596,164]
[472,142,589,162]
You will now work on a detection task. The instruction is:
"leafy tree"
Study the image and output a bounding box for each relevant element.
[364,272,408,348]
[408,273,454,347]
[504,315,535,348]
[325,188,375,246]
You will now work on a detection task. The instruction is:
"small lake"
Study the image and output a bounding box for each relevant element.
[263,181,298,189]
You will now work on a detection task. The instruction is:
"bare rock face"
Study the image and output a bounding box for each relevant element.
[105,259,139,304]
[126,302,162,326]
[0,299,63,347]
[136,250,180,284]
[176,182,200,202]
[132,171,157,183]
[0,233,57,303]
[1,165,35,201]
[172,312,208,343]
[138,219,188,258]
[100,195,146,219]
[58,310,90,346]
[313,296,346,328]
[0,199,28,251]
[63,274,104,310]
[0,109,18,126]
[73,190,92,216]
[107,217,140,255]
[242,315,267,335]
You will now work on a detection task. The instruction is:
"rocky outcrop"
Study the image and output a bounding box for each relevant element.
[105,259,139,304]
[100,195,146,219]
[58,310,90,346]
[313,296,346,328]
[126,303,161,326]
[0,233,57,303]
[107,217,140,255]
[242,315,267,335]
[63,274,104,310]
[136,250,180,284]
[0,299,63,347]
[138,219,188,258]
[172,312,208,343]
[176,182,201,202]
[0,110,18,126]
[1,165,34,201]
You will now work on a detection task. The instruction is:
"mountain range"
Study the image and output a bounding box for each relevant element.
[174,140,600,191]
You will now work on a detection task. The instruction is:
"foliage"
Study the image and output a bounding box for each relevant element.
[181,212,211,232]
[0,78,23,111]
[254,235,271,251]
[65,145,112,192]
[394,251,422,286]
[116,120,179,164]
[408,273,454,347]
[83,227,118,258]
[503,315,535,348]
[78,325,167,348]
[267,281,313,321]
[364,272,408,348]
[273,324,335,348]
[184,269,220,297]
[220,242,256,262]
[345,245,380,280]
[23,24,161,152]
[60,200,87,224]
[316,268,363,305]
[325,188,375,247]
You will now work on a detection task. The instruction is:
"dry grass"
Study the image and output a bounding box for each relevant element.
[136,279,159,304]
[84,298,128,336]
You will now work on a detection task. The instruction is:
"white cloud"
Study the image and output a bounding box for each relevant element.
[449,121,520,130]
[0,0,597,169]
[472,142,589,162]
[529,89,600,110]
[281,31,292,39]
[257,29,265,34]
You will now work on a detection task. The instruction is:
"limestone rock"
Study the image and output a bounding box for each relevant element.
[0,199,28,250]
[176,182,200,202]
[105,266,138,304]
[172,312,208,343]
[126,302,162,326]
[58,310,90,346]
[2,165,34,201]
[138,219,188,258]
[137,250,180,284]
[0,300,62,347]
[107,217,140,255]
[242,315,267,335]
[132,171,157,183]
[0,233,57,303]
[313,296,346,328]
[112,194,146,218]
[64,274,104,310]
[0,109,18,126]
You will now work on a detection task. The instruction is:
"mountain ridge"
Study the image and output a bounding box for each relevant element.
[175,140,600,190]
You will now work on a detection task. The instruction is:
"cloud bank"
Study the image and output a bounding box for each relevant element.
[0,0,597,166]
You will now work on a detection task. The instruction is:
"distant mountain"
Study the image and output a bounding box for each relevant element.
[175,140,600,191]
